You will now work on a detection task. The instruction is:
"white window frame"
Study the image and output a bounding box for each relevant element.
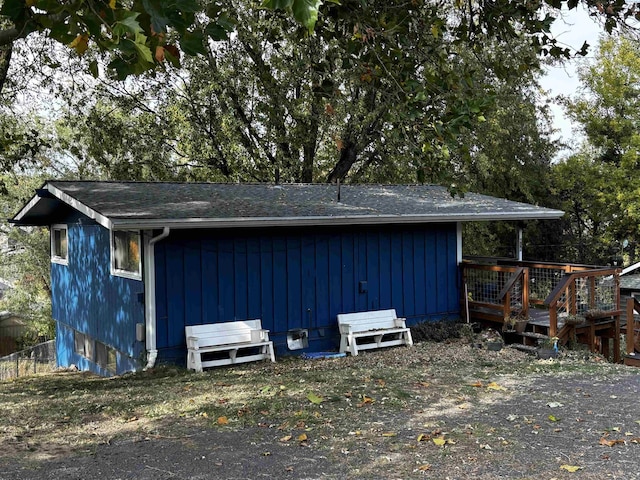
[51,224,69,265]
[110,230,142,280]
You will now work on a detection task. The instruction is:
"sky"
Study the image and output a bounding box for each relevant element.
[539,6,604,159]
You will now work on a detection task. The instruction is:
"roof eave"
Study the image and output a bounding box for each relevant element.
[112,210,565,230]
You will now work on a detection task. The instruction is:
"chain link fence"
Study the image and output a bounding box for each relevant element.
[0,340,56,381]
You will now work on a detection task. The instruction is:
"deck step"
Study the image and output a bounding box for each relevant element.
[624,355,640,368]
[509,344,538,354]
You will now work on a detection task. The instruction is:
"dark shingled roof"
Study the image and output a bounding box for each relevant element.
[620,275,640,292]
[12,181,564,229]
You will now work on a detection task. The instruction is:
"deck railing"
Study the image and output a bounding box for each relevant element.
[543,267,620,337]
[626,297,640,355]
[463,260,619,327]
[462,263,528,323]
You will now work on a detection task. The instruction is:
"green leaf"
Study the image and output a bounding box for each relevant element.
[205,23,229,41]
[89,60,99,78]
[180,30,206,56]
[114,12,143,36]
[133,34,154,64]
[262,0,294,10]
[142,0,170,33]
[0,0,25,21]
[292,0,322,32]
[307,392,324,404]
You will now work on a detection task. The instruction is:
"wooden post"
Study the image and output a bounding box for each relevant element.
[614,311,621,363]
[549,305,558,337]
[627,297,635,356]
[522,268,530,319]
[569,281,577,315]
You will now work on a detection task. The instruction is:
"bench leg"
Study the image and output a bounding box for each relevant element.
[229,348,238,363]
[349,334,358,356]
[267,343,276,363]
[190,351,203,373]
[374,334,383,348]
[404,329,414,347]
[339,334,348,354]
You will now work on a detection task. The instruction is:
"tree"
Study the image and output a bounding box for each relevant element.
[0,174,53,345]
[555,36,640,264]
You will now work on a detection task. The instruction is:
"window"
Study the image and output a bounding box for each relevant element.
[96,342,117,373]
[51,225,68,265]
[74,331,94,361]
[112,230,141,279]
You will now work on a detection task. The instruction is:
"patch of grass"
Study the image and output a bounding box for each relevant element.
[1,339,638,466]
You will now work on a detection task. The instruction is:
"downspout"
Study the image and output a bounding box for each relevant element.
[144,227,170,370]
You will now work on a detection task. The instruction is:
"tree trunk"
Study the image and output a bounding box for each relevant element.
[326,138,358,183]
[0,42,13,97]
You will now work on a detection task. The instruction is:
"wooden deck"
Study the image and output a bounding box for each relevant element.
[462,261,628,363]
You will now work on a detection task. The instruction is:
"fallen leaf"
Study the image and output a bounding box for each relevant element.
[486,382,506,391]
[418,464,431,471]
[357,395,374,407]
[471,381,483,387]
[506,414,518,422]
[418,382,430,388]
[376,379,386,387]
[560,465,582,472]
[280,435,292,442]
[599,437,625,447]
[298,433,308,442]
[479,444,492,450]
[432,437,446,446]
[547,401,564,408]
[201,412,209,418]
[217,416,228,425]
[548,415,560,422]
[417,433,429,442]
[307,392,324,404]
[381,432,396,437]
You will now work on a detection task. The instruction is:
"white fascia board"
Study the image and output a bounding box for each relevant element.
[47,184,112,229]
[111,210,564,230]
[622,262,640,276]
[11,193,43,223]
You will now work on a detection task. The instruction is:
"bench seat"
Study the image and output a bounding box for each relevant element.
[337,309,413,356]
[186,320,276,372]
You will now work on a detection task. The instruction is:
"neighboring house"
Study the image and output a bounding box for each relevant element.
[10,181,563,376]
[620,262,640,301]
[0,311,27,356]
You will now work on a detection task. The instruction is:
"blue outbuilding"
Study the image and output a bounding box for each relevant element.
[11,181,563,376]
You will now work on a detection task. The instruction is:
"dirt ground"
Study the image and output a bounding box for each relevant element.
[2,341,640,479]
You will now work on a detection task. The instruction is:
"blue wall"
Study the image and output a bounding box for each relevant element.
[154,224,460,363]
[52,221,145,375]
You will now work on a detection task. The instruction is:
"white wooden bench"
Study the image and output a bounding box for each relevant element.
[186,320,276,372]
[337,309,413,356]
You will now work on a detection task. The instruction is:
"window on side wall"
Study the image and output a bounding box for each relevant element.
[51,225,68,265]
[111,230,142,279]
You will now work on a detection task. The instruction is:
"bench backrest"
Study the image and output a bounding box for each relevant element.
[186,319,262,347]
[337,309,399,332]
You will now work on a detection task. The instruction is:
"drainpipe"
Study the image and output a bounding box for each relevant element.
[144,227,170,370]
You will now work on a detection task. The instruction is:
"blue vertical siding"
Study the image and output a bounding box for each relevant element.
[51,222,145,375]
[154,224,460,364]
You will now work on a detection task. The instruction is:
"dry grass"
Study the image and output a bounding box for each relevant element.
[1,340,639,478]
